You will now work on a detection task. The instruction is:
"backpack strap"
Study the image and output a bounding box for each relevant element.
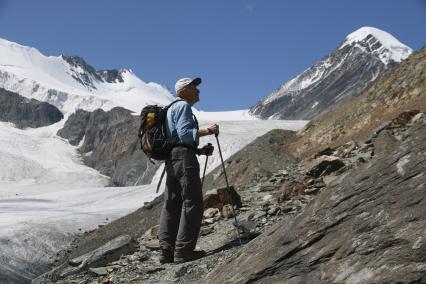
[165,99,184,111]
[192,114,199,148]
[161,99,184,140]
[192,114,199,130]
[154,99,184,192]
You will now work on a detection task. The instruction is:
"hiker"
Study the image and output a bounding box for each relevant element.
[158,77,219,264]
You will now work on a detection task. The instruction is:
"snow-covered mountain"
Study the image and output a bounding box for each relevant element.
[0,37,256,120]
[250,27,413,120]
[0,38,175,115]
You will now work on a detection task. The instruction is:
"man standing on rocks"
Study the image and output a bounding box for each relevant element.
[159,77,219,264]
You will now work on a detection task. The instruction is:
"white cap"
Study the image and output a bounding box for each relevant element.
[175,77,202,96]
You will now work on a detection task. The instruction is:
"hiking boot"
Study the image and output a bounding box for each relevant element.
[159,249,174,264]
[174,249,206,263]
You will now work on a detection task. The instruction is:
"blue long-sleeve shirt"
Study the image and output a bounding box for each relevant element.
[165,100,199,147]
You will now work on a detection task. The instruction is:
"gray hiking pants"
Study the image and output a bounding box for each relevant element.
[159,146,203,253]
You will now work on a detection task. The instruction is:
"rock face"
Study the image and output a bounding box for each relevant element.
[203,114,426,284]
[97,69,126,83]
[289,46,426,159]
[250,27,412,120]
[0,88,63,128]
[61,55,129,88]
[61,55,104,90]
[57,107,160,186]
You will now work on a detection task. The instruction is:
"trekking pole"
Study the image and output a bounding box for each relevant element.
[201,155,208,189]
[201,143,212,189]
[215,134,242,245]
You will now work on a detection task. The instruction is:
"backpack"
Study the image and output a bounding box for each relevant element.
[138,100,182,161]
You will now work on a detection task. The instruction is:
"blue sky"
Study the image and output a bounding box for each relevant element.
[0,1,425,111]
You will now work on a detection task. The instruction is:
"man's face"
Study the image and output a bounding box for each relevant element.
[181,83,200,105]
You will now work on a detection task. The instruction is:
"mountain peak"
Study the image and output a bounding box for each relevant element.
[340,26,412,65]
[250,27,413,120]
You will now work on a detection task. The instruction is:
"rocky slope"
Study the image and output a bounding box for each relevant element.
[57,107,160,186]
[250,27,412,120]
[0,87,63,128]
[289,46,426,159]
[35,111,426,284]
[203,111,426,284]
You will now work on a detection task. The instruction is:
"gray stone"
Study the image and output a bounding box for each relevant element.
[262,194,273,202]
[138,249,151,262]
[221,204,234,219]
[267,206,280,216]
[258,184,278,192]
[143,239,160,251]
[200,226,215,236]
[236,220,257,234]
[309,179,326,189]
[203,218,215,225]
[335,141,357,158]
[304,187,320,195]
[253,212,267,220]
[290,199,303,208]
[411,112,424,123]
[203,186,242,211]
[246,211,256,221]
[89,267,108,276]
[273,170,289,178]
[203,208,220,218]
[305,155,345,178]
[142,224,160,241]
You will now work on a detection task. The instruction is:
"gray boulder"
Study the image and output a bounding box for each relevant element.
[304,155,345,178]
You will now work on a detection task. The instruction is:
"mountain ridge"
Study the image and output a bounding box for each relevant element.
[250,26,412,120]
[0,38,175,114]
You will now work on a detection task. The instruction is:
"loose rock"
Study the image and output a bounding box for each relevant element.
[222,204,234,219]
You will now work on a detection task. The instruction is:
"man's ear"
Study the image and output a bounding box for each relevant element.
[178,91,188,100]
